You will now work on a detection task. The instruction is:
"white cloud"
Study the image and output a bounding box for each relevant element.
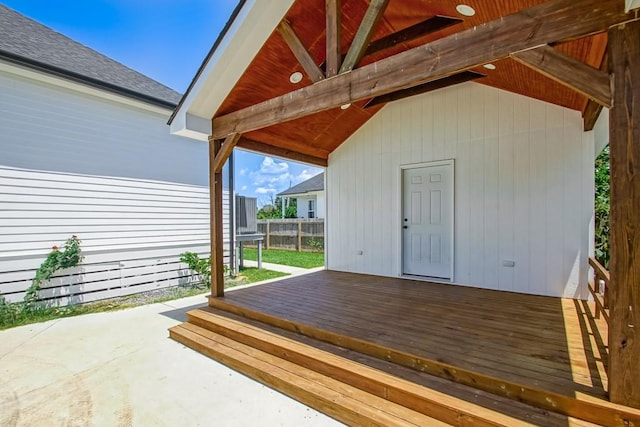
[255,187,277,195]
[241,185,248,191]
[259,157,288,174]
[239,168,248,176]
[296,169,315,182]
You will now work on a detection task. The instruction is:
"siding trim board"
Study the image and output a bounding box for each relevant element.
[327,82,593,299]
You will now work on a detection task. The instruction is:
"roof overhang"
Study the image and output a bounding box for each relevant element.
[169,0,294,141]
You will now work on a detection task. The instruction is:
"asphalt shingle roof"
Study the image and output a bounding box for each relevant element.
[0,4,181,108]
[278,172,324,196]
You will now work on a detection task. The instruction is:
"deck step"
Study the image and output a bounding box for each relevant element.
[169,322,449,427]
[172,308,567,427]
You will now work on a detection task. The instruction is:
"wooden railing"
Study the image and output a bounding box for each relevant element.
[589,257,611,324]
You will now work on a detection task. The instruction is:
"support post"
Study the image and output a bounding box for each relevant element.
[297,221,303,251]
[209,137,225,298]
[608,20,640,409]
[265,220,270,249]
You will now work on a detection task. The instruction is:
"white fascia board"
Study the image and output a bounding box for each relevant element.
[0,60,172,116]
[627,0,640,12]
[170,0,294,141]
[170,112,210,141]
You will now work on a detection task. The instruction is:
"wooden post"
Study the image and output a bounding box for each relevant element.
[608,20,640,409]
[265,220,270,249]
[297,221,303,251]
[209,137,225,298]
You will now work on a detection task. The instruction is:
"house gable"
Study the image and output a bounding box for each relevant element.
[327,82,593,299]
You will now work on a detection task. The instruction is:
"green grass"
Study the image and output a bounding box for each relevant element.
[227,267,289,288]
[0,267,288,330]
[242,248,324,268]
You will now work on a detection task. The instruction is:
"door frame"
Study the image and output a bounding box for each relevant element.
[398,160,455,282]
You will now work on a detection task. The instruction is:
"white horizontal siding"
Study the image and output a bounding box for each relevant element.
[0,68,211,187]
[0,69,232,305]
[0,166,229,304]
[327,82,594,299]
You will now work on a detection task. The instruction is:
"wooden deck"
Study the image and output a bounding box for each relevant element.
[215,271,609,398]
[173,270,640,426]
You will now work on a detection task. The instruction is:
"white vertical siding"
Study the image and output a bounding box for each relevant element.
[327,82,594,299]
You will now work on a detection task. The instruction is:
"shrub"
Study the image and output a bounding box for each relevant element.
[180,252,229,288]
[24,235,83,305]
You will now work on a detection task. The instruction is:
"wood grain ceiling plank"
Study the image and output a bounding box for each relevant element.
[212,0,631,139]
[512,45,611,108]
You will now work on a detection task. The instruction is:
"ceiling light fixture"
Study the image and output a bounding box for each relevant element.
[483,63,496,70]
[289,71,303,84]
[340,103,351,110]
[456,4,476,16]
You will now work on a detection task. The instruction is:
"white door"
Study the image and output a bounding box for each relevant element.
[402,163,453,279]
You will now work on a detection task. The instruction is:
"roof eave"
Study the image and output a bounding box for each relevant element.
[168,0,295,140]
[0,50,177,110]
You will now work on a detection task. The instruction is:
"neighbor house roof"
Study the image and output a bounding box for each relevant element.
[278,172,324,197]
[0,4,181,109]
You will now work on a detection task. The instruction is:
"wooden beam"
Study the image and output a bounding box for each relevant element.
[511,45,612,108]
[212,0,632,139]
[365,71,484,108]
[277,20,325,83]
[325,0,341,77]
[213,132,241,173]
[237,137,328,167]
[365,15,462,57]
[608,19,640,410]
[209,137,225,297]
[339,0,389,73]
[584,100,604,132]
[319,16,463,72]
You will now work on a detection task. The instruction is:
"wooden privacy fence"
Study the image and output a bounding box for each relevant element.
[253,219,324,251]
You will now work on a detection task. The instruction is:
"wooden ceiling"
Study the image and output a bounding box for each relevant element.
[216,0,609,163]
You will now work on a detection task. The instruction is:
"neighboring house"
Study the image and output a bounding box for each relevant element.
[169,0,640,419]
[278,172,324,219]
[0,5,230,305]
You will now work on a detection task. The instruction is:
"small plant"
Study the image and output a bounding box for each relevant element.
[24,235,83,306]
[180,252,229,288]
[180,252,211,288]
[307,237,324,252]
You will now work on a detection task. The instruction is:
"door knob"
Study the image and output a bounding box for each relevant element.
[403,226,408,229]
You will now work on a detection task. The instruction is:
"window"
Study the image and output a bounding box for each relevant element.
[308,199,315,219]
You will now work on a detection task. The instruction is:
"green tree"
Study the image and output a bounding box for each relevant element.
[257,196,297,219]
[594,145,610,268]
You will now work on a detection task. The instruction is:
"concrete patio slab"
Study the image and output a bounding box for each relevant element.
[0,292,341,427]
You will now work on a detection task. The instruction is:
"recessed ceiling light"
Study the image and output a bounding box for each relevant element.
[456,4,476,16]
[483,63,496,70]
[340,103,351,110]
[289,71,303,84]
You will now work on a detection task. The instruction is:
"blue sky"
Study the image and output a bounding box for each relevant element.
[3,0,323,205]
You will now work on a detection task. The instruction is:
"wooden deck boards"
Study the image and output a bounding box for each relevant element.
[217,270,609,401]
